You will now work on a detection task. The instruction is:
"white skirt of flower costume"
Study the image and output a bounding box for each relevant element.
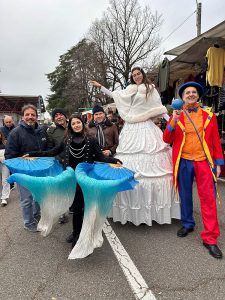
[109,120,180,225]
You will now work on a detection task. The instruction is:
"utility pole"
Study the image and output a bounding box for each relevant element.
[196,1,202,36]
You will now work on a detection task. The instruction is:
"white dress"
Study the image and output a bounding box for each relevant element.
[101,84,180,225]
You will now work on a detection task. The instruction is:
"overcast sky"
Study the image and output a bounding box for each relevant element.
[0,0,224,100]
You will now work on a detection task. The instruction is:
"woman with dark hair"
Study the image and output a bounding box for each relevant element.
[130,67,152,96]
[27,114,121,246]
[89,67,180,227]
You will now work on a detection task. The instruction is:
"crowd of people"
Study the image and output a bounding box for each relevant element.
[0,67,224,260]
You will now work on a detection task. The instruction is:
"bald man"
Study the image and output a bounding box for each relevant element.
[0,116,16,192]
[0,115,15,139]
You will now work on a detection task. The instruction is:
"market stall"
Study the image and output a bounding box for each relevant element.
[159,20,225,176]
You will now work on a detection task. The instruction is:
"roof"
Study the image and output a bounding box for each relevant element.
[0,94,45,114]
[165,20,225,56]
[164,21,225,81]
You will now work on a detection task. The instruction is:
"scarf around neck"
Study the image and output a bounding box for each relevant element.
[94,121,105,149]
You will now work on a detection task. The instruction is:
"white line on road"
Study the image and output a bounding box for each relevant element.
[103,220,157,300]
[218,178,225,182]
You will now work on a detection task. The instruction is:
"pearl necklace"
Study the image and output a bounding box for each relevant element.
[69,144,86,158]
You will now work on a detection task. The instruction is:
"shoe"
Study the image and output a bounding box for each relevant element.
[10,184,15,191]
[71,236,79,248]
[24,224,38,233]
[177,227,194,237]
[58,214,69,224]
[1,199,8,207]
[69,207,74,214]
[66,233,75,243]
[34,215,41,224]
[203,243,223,259]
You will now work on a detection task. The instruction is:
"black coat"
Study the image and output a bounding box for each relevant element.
[5,121,48,159]
[0,124,15,139]
[29,135,120,169]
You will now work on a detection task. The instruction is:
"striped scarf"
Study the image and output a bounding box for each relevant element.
[94,122,105,149]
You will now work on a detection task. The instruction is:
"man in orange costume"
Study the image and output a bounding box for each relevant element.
[163,82,224,259]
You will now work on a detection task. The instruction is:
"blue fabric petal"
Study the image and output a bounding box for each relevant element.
[8,167,76,205]
[69,162,138,259]
[75,162,138,217]
[8,167,76,236]
[4,157,63,177]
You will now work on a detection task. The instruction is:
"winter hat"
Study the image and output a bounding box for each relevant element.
[92,105,105,115]
[178,82,204,99]
[51,108,67,120]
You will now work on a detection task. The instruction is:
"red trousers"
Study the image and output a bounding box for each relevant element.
[178,159,220,244]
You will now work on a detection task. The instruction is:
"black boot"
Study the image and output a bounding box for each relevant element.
[71,235,79,248]
[177,227,194,237]
[203,243,223,259]
[66,233,75,243]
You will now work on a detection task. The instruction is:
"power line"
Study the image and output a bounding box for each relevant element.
[161,10,196,44]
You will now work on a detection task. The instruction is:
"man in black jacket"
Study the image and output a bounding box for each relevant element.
[47,108,69,223]
[48,108,76,240]
[0,115,16,192]
[47,108,68,161]
[0,115,15,140]
[5,104,47,232]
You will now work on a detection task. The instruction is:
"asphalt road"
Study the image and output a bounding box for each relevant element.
[0,181,225,300]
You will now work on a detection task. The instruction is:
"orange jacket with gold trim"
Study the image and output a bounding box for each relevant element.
[163,108,224,191]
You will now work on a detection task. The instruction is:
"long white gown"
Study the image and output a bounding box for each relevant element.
[101,84,180,225]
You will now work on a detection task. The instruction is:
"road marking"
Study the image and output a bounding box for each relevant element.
[103,220,157,300]
[218,178,225,182]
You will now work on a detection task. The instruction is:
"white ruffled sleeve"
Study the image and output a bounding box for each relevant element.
[100,86,113,98]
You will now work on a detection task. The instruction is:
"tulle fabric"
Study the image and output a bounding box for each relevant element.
[109,120,180,225]
[8,167,76,236]
[68,162,137,259]
[7,160,138,258]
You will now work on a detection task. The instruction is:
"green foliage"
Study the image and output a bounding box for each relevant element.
[46,39,109,114]
[166,105,173,116]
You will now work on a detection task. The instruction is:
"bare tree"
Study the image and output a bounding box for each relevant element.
[46,39,109,113]
[89,0,162,89]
